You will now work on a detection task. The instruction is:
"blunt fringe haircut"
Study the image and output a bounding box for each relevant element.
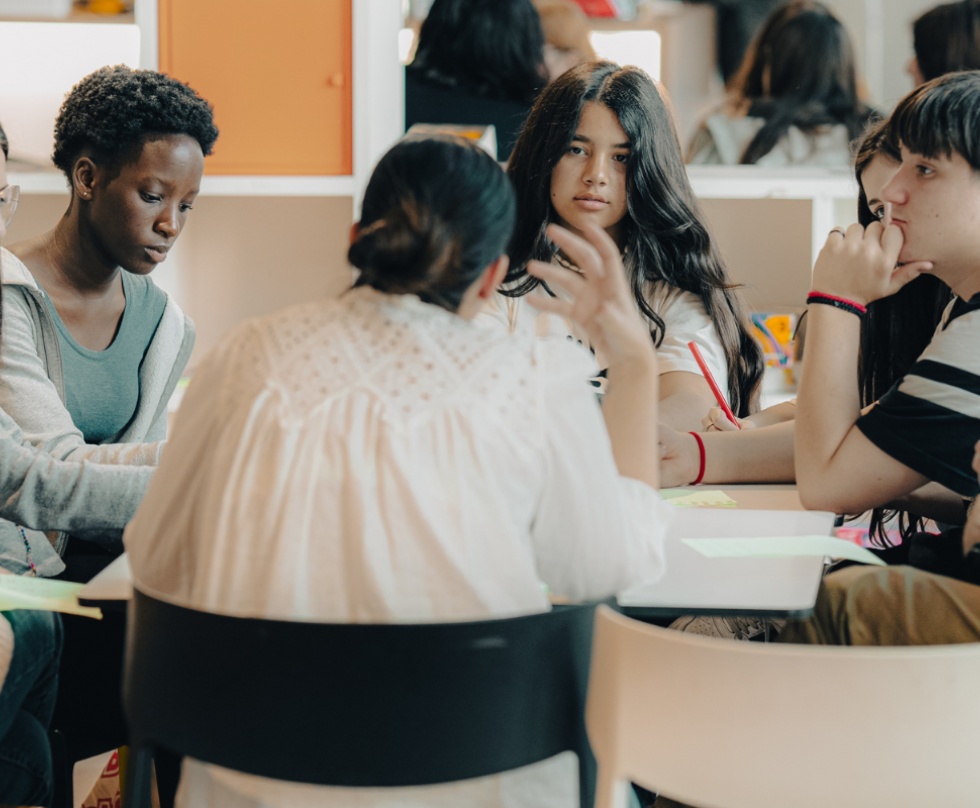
[913,0,980,82]
[505,61,763,416]
[730,0,871,164]
[349,135,516,313]
[852,120,953,545]
[889,71,980,171]
[408,0,546,105]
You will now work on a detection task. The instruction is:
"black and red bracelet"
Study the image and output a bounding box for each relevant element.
[806,291,867,318]
[688,431,706,486]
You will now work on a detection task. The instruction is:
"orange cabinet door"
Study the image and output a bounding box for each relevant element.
[159,0,352,175]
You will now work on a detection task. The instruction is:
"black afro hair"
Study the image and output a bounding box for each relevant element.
[52,65,219,178]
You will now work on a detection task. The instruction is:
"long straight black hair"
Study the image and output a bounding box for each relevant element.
[853,120,953,545]
[504,61,763,417]
[731,0,872,164]
[408,0,546,106]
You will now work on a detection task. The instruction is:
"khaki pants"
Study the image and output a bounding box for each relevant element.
[780,564,980,646]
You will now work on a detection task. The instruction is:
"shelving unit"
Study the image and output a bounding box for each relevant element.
[8,0,404,203]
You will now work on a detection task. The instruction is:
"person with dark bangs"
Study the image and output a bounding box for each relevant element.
[660,120,967,636]
[486,61,763,432]
[779,71,980,648]
[405,0,547,160]
[909,0,980,86]
[687,0,873,166]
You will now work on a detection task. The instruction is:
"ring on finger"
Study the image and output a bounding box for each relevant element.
[830,227,845,238]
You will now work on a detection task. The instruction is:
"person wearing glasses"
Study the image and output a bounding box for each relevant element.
[0,119,156,808]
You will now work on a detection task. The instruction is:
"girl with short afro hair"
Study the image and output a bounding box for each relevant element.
[0,65,216,770]
[51,64,218,180]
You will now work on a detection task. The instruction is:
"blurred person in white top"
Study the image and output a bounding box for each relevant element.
[125,134,671,808]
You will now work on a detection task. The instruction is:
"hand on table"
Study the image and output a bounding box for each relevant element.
[659,424,700,488]
[812,221,933,306]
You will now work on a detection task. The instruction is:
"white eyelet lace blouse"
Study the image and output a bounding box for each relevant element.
[125,286,671,808]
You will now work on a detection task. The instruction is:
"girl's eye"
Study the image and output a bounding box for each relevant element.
[917,165,935,176]
[871,206,885,220]
[141,193,161,203]
[613,153,629,164]
[180,203,194,213]
[568,145,586,156]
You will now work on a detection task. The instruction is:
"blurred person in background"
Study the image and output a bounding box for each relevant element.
[534,0,597,83]
[687,0,872,166]
[405,0,547,160]
[909,0,980,85]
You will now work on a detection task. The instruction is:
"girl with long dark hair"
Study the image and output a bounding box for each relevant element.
[405,0,547,160]
[688,0,872,166]
[490,61,764,431]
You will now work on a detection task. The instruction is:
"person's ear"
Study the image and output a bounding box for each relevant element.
[349,222,359,246]
[478,255,510,299]
[72,157,97,202]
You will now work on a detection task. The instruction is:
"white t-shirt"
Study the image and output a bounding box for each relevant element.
[479,280,730,397]
[125,286,671,808]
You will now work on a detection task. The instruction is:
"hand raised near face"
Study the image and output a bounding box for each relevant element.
[811,222,934,306]
[525,223,654,370]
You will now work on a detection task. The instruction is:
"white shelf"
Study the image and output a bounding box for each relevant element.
[10,170,358,197]
[687,166,858,200]
[199,175,357,197]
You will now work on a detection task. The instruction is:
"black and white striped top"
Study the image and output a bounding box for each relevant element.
[857,293,980,498]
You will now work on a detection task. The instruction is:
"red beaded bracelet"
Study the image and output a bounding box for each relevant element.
[688,431,706,485]
[806,291,867,317]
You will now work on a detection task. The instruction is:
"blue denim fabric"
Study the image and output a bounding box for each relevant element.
[0,610,63,808]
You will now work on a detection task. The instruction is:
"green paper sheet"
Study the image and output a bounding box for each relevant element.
[661,489,737,507]
[0,575,102,619]
[682,535,885,566]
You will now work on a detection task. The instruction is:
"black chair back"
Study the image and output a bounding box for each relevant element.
[123,589,597,806]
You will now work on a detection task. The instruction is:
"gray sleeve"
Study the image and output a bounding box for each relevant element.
[0,409,153,533]
[0,288,162,466]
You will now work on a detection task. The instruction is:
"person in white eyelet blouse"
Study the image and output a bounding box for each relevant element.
[125,135,671,808]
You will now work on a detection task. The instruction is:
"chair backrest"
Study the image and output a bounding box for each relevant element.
[586,605,980,808]
[123,589,596,794]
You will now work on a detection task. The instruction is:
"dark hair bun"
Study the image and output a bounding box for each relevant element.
[348,201,459,296]
[350,135,516,312]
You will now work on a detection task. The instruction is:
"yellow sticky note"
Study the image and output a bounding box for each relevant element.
[661,489,737,508]
[0,576,102,619]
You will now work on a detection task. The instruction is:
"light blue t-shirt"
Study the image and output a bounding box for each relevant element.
[42,272,167,444]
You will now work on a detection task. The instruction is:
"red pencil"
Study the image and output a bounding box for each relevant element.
[687,341,740,429]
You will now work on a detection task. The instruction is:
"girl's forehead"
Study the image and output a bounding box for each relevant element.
[577,102,627,140]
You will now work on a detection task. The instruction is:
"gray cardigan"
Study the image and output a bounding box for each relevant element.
[0,407,155,575]
[0,247,194,569]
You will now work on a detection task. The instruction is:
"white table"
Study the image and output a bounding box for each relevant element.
[78,553,132,609]
[81,505,835,619]
[617,507,836,620]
